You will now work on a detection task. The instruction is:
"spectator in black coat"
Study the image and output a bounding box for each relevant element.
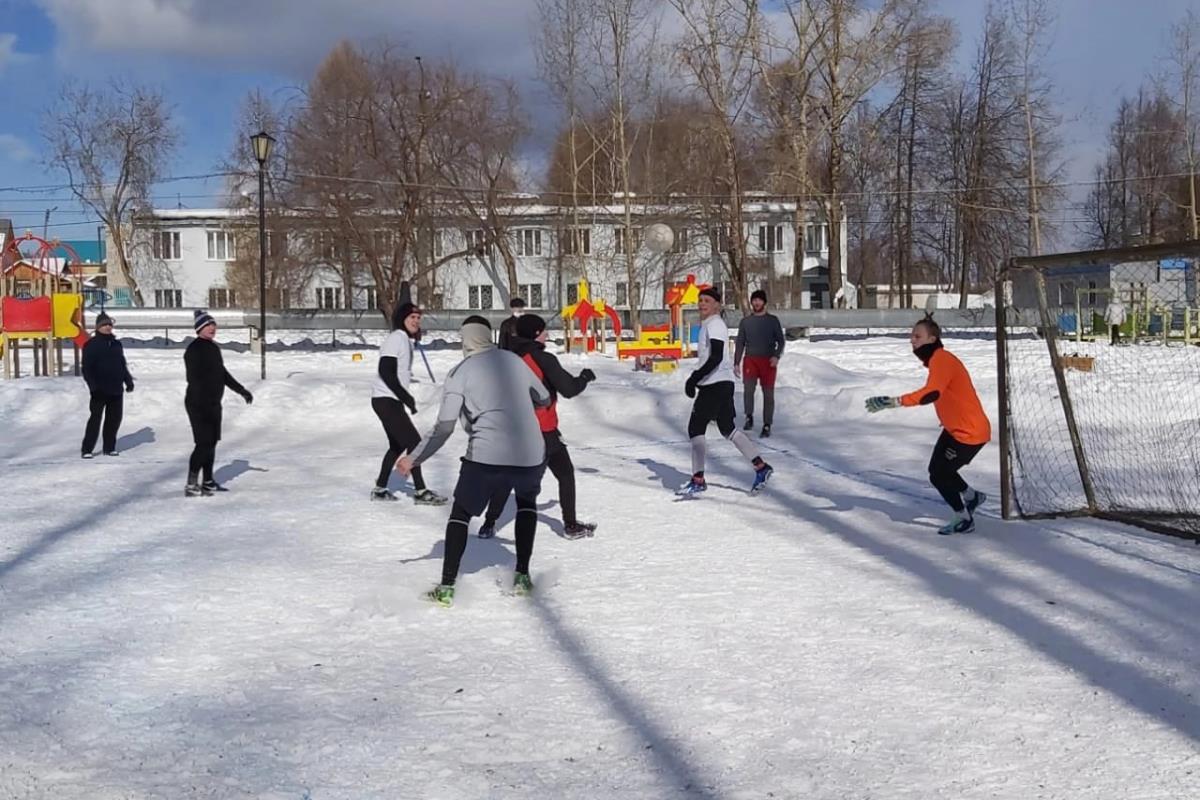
[497,296,526,351]
[81,312,133,458]
[184,309,252,497]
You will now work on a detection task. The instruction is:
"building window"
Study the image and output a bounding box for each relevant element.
[468,285,494,310]
[154,289,182,308]
[152,231,180,260]
[468,229,491,257]
[208,288,237,309]
[364,287,379,310]
[431,230,444,260]
[758,224,784,254]
[615,226,641,255]
[560,227,591,256]
[567,283,579,305]
[671,227,690,254]
[206,230,236,261]
[266,288,289,309]
[1058,282,1075,308]
[317,287,342,310]
[616,281,628,306]
[265,230,286,258]
[518,283,544,308]
[515,229,542,257]
[805,223,828,254]
[711,226,732,254]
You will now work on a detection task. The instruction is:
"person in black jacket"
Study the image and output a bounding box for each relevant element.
[477,313,598,540]
[184,310,252,497]
[497,296,526,351]
[80,311,134,458]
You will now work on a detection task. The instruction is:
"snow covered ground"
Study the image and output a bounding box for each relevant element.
[1,335,1197,799]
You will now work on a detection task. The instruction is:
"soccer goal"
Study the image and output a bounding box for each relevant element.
[996,240,1200,542]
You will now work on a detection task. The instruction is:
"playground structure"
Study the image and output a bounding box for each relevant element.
[561,278,623,354]
[1,232,89,378]
[616,273,711,367]
[1065,284,1200,345]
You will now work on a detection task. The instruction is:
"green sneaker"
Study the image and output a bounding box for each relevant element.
[512,572,534,596]
[426,584,455,607]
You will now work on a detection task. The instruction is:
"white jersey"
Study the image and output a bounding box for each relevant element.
[697,314,735,386]
[372,329,415,399]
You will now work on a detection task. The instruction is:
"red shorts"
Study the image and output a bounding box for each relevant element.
[742,356,777,389]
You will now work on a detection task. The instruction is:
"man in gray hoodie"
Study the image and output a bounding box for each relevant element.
[396,315,551,606]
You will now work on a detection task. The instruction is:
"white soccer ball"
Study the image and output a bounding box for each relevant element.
[643,223,674,254]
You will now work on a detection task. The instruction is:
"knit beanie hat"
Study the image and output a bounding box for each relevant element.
[392,301,421,331]
[193,309,216,334]
[94,311,114,329]
[515,313,546,340]
[699,286,722,303]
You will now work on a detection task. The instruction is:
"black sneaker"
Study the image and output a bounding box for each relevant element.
[185,483,204,498]
[562,521,597,540]
[370,487,397,502]
[202,481,228,494]
[81,452,95,460]
[478,521,497,539]
[743,416,753,431]
[413,488,449,506]
[761,424,771,438]
[103,450,120,457]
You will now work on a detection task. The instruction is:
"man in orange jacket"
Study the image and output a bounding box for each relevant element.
[865,315,991,534]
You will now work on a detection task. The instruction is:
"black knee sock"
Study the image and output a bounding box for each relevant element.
[441,502,473,586]
[514,495,538,574]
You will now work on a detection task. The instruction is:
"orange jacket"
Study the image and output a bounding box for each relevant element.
[900,345,991,445]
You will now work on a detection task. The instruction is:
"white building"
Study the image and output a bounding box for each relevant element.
[108,200,847,312]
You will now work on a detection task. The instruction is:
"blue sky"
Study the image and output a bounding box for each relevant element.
[0,0,1195,243]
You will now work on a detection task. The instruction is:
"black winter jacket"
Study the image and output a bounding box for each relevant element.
[185,338,248,406]
[82,333,133,396]
[498,315,520,351]
[509,336,589,402]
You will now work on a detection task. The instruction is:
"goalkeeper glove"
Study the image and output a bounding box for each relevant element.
[865,396,899,413]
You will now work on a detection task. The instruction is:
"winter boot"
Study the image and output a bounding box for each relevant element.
[512,572,535,596]
[426,584,455,607]
[371,487,397,502]
[413,488,449,506]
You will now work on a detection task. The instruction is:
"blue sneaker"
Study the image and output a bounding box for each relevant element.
[751,462,774,493]
[676,477,707,497]
[964,490,986,514]
[938,515,975,535]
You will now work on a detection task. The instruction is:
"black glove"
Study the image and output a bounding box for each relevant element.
[685,374,698,398]
[125,381,134,393]
[580,368,596,383]
[241,390,254,405]
[404,397,417,415]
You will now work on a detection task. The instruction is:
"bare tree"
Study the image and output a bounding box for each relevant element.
[1166,8,1200,239]
[42,80,180,307]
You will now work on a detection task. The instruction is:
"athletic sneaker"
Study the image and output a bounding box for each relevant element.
[413,488,448,506]
[202,480,228,493]
[751,462,774,493]
[677,477,707,497]
[562,521,597,539]
[478,521,497,539]
[964,489,987,515]
[512,572,534,596]
[427,584,455,607]
[938,515,976,535]
[761,424,771,438]
[103,450,120,457]
[370,487,398,502]
[184,483,204,498]
[743,416,754,431]
[81,452,95,460]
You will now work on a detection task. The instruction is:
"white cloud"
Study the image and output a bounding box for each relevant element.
[0,32,28,75]
[34,0,541,79]
[0,134,35,163]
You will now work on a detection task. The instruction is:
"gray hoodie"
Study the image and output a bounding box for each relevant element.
[410,323,551,468]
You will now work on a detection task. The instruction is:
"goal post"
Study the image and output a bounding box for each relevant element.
[997,240,1200,542]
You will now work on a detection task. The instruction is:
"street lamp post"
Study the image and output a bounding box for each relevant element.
[250,131,275,380]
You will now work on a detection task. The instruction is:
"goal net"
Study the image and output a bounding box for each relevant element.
[997,240,1200,541]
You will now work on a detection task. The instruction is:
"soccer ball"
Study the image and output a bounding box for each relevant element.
[643,223,674,254]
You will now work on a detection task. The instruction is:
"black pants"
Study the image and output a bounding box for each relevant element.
[186,400,222,483]
[372,397,425,491]
[688,382,736,438]
[485,430,577,525]
[928,430,985,512]
[442,461,544,585]
[82,392,123,454]
[1110,324,1120,345]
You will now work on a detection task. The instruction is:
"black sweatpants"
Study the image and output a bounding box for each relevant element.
[928,430,985,512]
[82,392,123,454]
[186,399,222,483]
[484,430,577,525]
[1110,324,1120,345]
[441,460,544,585]
[372,396,426,491]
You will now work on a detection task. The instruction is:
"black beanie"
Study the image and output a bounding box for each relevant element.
[193,309,216,334]
[699,286,722,303]
[751,289,767,304]
[392,301,420,331]
[516,313,546,340]
[94,311,114,329]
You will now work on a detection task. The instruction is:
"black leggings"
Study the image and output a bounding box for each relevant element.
[372,397,425,491]
[82,392,123,454]
[186,400,221,483]
[442,497,537,585]
[484,431,576,525]
[928,430,985,512]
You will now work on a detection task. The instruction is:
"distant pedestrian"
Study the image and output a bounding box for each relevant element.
[1104,296,1126,345]
[184,310,252,497]
[733,289,785,437]
[498,296,526,351]
[81,311,134,458]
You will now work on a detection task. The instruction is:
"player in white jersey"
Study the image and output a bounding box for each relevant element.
[679,287,774,496]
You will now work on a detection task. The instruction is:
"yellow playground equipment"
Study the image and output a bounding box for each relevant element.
[561,278,623,353]
[1,232,89,378]
[616,273,711,367]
